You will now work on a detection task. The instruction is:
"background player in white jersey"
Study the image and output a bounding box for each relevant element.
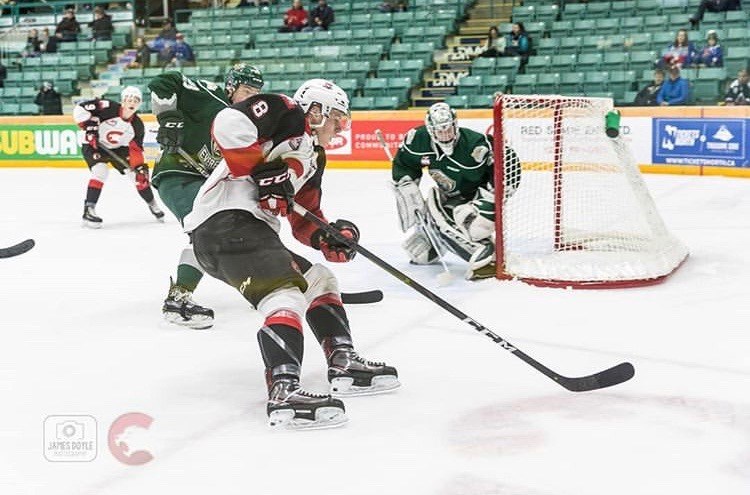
[73,86,164,228]
[183,80,399,430]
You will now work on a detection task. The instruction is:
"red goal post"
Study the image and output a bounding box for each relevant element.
[492,94,688,288]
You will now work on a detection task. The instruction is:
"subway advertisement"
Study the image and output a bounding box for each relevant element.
[1,108,749,176]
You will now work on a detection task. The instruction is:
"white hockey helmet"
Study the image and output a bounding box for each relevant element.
[425,102,459,156]
[120,85,143,109]
[293,78,350,129]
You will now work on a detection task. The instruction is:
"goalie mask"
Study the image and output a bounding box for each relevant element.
[425,102,459,156]
[224,63,264,98]
[293,78,351,131]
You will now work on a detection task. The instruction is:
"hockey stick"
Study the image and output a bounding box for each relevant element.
[98,145,133,174]
[0,239,35,259]
[375,129,453,286]
[293,202,635,392]
[172,146,384,305]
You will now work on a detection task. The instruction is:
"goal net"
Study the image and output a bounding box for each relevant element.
[493,94,688,288]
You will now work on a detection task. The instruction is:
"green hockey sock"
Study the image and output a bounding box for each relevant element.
[176,264,203,292]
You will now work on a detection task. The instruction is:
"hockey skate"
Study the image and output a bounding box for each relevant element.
[267,377,347,430]
[148,202,165,222]
[162,278,214,329]
[328,347,400,397]
[465,240,496,281]
[82,205,103,229]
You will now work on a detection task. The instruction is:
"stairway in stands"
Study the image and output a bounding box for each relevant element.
[411,0,513,107]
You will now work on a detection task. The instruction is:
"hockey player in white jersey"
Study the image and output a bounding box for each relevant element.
[183,79,400,430]
[73,86,164,228]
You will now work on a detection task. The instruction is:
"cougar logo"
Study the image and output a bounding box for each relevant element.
[104,130,124,145]
[108,412,154,466]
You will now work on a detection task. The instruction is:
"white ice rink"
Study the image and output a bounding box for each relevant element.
[1,168,749,495]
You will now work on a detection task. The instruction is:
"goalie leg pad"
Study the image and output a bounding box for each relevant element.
[402,228,441,265]
[425,187,487,262]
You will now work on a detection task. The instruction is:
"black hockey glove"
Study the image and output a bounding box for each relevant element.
[311,219,360,263]
[156,110,185,153]
[83,120,99,149]
[251,158,295,217]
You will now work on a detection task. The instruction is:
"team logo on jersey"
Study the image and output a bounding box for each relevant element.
[429,169,457,193]
[471,146,489,163]
[239,276,252,295]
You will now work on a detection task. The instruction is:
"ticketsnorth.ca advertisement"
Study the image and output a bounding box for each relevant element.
[652,118,749,167]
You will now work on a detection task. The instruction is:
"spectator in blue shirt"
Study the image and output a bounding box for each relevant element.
[165,33,194,68]
[696,30,723,67]
[657,66,690,106]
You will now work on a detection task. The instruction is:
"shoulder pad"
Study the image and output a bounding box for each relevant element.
[471,145,489,163]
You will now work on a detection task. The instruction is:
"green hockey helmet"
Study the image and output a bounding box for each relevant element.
[224,63,264,98]
[425,102,459,156]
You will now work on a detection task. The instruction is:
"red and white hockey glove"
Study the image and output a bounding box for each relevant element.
[83,120,99,149]
[132,164,151,190]
[312,219,360,263]
[251,159,295,217]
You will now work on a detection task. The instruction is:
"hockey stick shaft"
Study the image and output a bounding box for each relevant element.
[294,203,634,392]
[98,145,132,173]
[375,129,452,279]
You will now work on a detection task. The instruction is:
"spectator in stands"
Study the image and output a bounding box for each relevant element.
[479,26,506,58]
[0,60,6,89]
[690,0,741,28]
[34,81,63,115]
[304,0,334,31]
[89,7,114,41]
[150,19,178,56]
[695,30,723,67]
[659,29,696,69]
[22,28,43,57]
[657,66,689,106]
[159,19,178,41]
[634,68,665,106]
[724,69,750,105]
[164,33,194,68]
[503,22,530,62]
[129,36,151,68]
[278,0,308,32]
[378,0,408,12]
[55,9,81,42]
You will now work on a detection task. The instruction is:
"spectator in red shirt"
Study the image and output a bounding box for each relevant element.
[279,0,308,32]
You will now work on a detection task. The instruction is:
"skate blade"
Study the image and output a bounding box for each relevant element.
[268,407,348,431]
[331,375,401,397]
[82,220,102,229]
[163,312,214,330]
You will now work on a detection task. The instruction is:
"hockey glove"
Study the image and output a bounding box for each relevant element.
[156,110,185,153]
[83,120,99,149]
[311,219,360,263]
[132,163,151,190]
[251,159,295,217]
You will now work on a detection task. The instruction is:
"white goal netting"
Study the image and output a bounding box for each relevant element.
[494,94,688,287]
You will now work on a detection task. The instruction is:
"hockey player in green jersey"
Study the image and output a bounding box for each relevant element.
[148,63,264,328]
[391,102,520,280]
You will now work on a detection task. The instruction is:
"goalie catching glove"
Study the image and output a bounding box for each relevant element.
[156,110,185,153]
[251,158,295,217]
[311,219,360,262]
[391,176,425,232]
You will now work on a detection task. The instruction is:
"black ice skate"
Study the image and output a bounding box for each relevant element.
[148,202,165,222]
[267,377,347,430]
[162,278,214,329]
[328,347,400,397]
[82,205,103,229]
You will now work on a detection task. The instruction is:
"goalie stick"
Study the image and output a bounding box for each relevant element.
[172,147,384,305]
[0,239,35,259]
[293,202,635,392]
[375,129,453,286]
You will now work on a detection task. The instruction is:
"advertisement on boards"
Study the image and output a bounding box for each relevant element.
[652,118,749,167]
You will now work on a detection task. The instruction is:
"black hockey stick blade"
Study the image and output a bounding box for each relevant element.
[341,290,383,304]
[557,362,635,392]
[0,239,35,259]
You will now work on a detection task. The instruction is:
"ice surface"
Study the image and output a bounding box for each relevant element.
[1,168,749,495]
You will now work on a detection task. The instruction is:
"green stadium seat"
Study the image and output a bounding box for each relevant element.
[372,12,393,27]
[573,19,596,33]
[1,87,21,98]
[558,36,582,55]
[336,78,358,94]
[388,76,413,97]
[526,55,552,72]
[199,66,221,79]
[595,18,620,35]
[723,10,748,28]
[512,74,538,94]
[525,21,547,39]
[373,95,401,109]
[563,3,587,20]
[536,72,560,94]
[577,53,603,71]
[471,57,496,76]
[635,0,661,14]
[621,90,639,105]
[602,52,630,71]
[582,71,609,94]
[620,16,643,33]
[351,96,375,110]
[363,78,388,96]
[481,74,509,93]
[611,1,635,16]
[559,72,585,94]
[551,54,577,71]
[468,94,494,108]
[550,20,573,38]
[444,94,469,109]
[535,5,560,22]
[19,103,38,115]
[378,60,402,78]
[691,80,720,104]
[536,37,558,55]
[586,2,612,19]
[1,103,21,115]
[457,75,482,95]
[629,50,659,71]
